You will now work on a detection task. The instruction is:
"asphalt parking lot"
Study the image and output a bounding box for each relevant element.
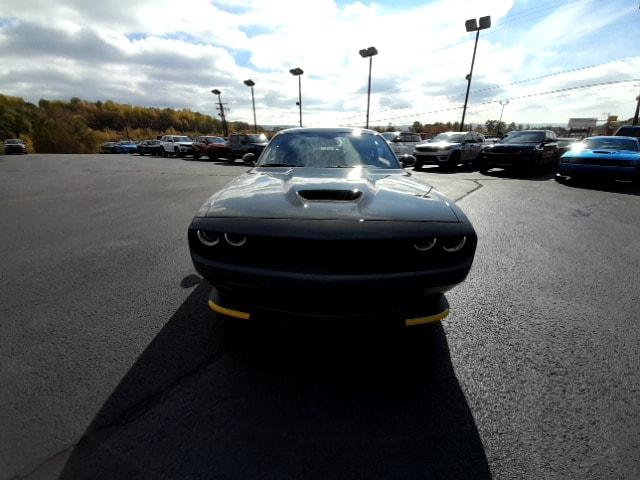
[1,153,639,479]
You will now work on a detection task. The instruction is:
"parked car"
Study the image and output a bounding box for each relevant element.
[188,127,476,325]
[3,139,27,154]
[137,140,162,156]
[387,132,423,158]
[479,130,559,176]
[614,125,640,139]
[557,137,580,156]
[413,131,484,169]
[100,142,116,153]
[193,136,230,160]
[556,136,640,183]
[112,140,138,154]
[227,133,268,159]
[381,131,401,142]
[160,135,194,157]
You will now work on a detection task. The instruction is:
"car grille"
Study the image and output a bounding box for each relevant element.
[567,158,635,167]
[190,232,474,275]
[487,147,522,154]
[415,146,443,153]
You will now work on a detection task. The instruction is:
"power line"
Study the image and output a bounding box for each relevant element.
[308,58,638,126]
[334,78,640,126]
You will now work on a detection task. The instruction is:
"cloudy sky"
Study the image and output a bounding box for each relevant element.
[0,0,638,127]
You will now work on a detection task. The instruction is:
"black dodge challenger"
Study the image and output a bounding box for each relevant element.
[188,128,477,326]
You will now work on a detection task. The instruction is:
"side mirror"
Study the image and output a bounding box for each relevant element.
[400,154,416,168]
[242,152,256,165]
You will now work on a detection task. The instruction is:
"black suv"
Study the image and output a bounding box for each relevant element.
[479,130,560,176]
[227,133,269,159]
[614,125,640,138]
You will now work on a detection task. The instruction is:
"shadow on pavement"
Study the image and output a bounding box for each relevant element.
[60,276,490,479]
[558,177,640,196]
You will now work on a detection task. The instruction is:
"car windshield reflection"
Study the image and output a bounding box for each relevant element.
[257,131,400,169]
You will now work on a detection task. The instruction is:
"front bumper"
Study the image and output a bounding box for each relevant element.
[481,152,534,167]
[558,163,639,181]
[207,286,450,325]
[4,146,27,154]
[414,151,452,164]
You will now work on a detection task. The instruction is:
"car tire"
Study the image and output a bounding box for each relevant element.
[162,149,168,158]
[193,154,200,160]
[413,161,423,171]
[529,157,540,177]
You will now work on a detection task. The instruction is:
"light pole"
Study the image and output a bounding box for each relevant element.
[211,89,228,137]
[460,15,491,132]
[633,89,639,126]
[289,67,304,127]
[244,79,257,133]
[359,46,378,129]
[497,99,509,137]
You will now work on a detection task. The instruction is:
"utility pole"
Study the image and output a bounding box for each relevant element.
[211,89,229,137]
[497,100,509,137]
[633,90,639,126]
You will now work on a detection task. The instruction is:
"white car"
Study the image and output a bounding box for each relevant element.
[160,135,194,157]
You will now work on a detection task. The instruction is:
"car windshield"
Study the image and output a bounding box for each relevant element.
[173,136,192,142]
[5,139,22,144]
[118,141,135,145]
[581,137,639,151]
[381,132,399,141]
[501,132,545,143]
[257,131,400,169]
[206,137,225,144]
[432,133,465,143]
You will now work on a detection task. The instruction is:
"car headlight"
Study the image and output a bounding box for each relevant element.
[413,238,437,252]
[224,233,247,247]
[442,236,466,253]
[197,230,220,246]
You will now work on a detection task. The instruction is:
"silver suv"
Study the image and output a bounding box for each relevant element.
[386,132,422,158]
[413,131,484,169]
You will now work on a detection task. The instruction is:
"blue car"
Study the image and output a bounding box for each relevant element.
[112,140,139,154]
[556,136,640,183]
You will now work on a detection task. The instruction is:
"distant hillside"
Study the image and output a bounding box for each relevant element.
[0,95,253,153]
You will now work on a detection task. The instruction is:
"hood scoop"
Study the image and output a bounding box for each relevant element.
[592,150,612,154]
[297,189,362,202]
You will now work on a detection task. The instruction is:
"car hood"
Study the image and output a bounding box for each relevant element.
[176,141,193,146]
[200,167,460,222]
[418,141,460,148]
[488,143,538,151]
[562,149,640,161]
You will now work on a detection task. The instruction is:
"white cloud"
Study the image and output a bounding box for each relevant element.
[0,0,637,127]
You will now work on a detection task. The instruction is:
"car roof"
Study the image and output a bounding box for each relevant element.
[276,127,379,135]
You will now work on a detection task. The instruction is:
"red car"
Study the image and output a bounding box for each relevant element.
[193,136,230,160]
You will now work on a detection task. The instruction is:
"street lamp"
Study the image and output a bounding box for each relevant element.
[243,79,257,133]
[497,99,509,137]
[289,67,304,127]
[359,46,378,129]
[460,15,491,132]
[211,89,228,137]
